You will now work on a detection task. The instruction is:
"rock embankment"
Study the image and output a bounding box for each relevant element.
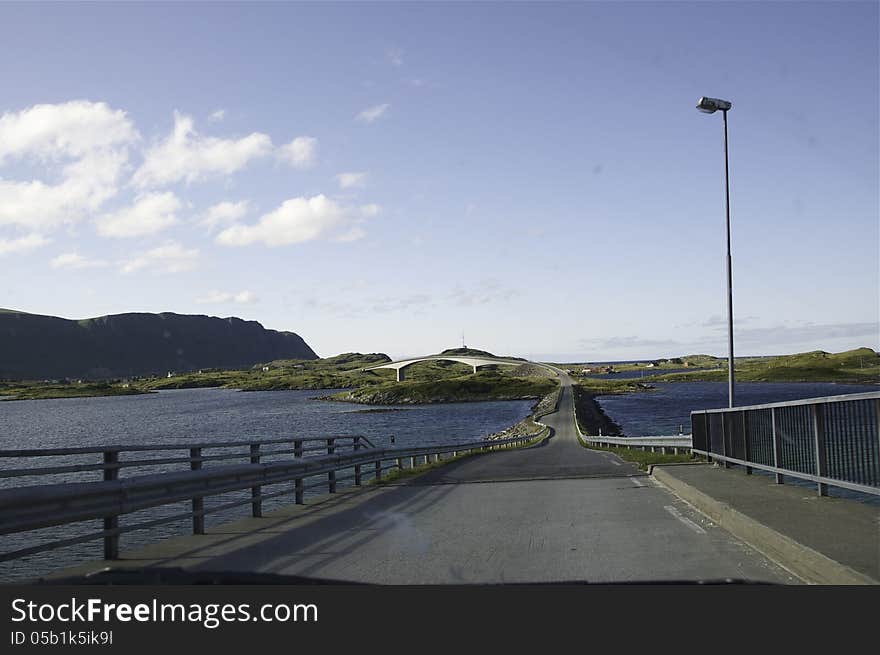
[572,385,623,436]
[487,384,562,441]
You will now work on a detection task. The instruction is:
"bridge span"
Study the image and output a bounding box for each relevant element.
[365,355,535,381]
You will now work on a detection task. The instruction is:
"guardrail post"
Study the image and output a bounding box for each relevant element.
[375,460,382,482]
[103,450,119,560]
[294,439,304,504]
[720,413,730,469]
[354,436,362,486]
[742,411,752,475]
[410,455,416,468]
[396,457,403,470]
[190,447,204,535]
[812,404,828,496]
[250,443,262,518]
[771,408,783,484]
[327,438,336,493]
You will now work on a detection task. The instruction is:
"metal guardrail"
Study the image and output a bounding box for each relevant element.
[0,430,547,565]
[580,434,692,453]
[571,386,692,452]
[691,391,880,497]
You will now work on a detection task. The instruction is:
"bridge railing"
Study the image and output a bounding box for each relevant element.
[0,430,544,566]
[580,434,692,453]
[691,391,880,497]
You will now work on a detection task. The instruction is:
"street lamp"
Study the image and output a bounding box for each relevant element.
[696,96,735,408]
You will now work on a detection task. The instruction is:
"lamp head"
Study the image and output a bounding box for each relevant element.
[696,97,732,114]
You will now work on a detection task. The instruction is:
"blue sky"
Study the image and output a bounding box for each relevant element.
[0,1,877,361]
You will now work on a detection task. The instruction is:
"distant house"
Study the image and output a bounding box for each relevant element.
[646,363,656,368]
[262,366,271,372]
[166,372,174,378]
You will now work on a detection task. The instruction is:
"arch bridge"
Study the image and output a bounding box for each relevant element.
[364,356,535,382]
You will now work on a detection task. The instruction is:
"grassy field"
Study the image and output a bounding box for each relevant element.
[646,347,879,383]
[329,371,559,404]
[580,443,695,471]
[0,350,559,402]
[0,381,147,401]
[551,354,721,372]
[3,346,875,402]
[556,347,878,384]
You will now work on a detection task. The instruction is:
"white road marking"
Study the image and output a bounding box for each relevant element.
[630,477,644,487]
[664,505,707,534]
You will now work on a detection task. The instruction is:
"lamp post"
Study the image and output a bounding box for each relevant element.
[696,96,735,408]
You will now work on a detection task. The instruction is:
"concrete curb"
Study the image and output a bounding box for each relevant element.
[650,465,878,585]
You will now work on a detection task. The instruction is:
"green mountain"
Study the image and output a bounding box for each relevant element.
[0,309,318,380]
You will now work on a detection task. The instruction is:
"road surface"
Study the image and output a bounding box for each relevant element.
[177,375,797,583]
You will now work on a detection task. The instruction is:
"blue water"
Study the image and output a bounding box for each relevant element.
[595,381,880,506]
[0,387,532,452]
[580,367,712,380]
[0,388,533,581]
[594,382,879,437]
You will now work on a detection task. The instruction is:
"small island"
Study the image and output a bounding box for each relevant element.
[1,346,876,403]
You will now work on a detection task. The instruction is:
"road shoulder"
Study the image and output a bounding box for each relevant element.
[651,463,879,585]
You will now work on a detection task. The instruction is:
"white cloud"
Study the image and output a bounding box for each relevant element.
[199,200,249,229]
[336,226,366,242]
[355,103,390,123]
[336,172,367,189]
[121,241,199,274]
[208,109,225,122]
[278,136,317,169]
[196,290,258,304]
[0,233,49,255]
[386,48,404,67]
[131,111,272,188]
[216,194,349,247]
[0,101,137,230]
[0,100,137,163]
[50,252,107,269]
[360,203,381,217]
[95,192,180,238]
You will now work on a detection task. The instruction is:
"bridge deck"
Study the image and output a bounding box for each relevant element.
[46,377,800,584]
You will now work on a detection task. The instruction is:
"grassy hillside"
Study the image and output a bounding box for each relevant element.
[144,353,393,391]
[0,349,555,402]
[0,381,147,401]
[648,348,879,383]
[329,371,559,404]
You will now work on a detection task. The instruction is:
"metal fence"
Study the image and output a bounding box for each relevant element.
[691,391,880,497]
[0,428,547,566]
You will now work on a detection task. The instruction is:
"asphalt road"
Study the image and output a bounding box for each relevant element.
[414,373,634,484]
[181,375,797,584]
